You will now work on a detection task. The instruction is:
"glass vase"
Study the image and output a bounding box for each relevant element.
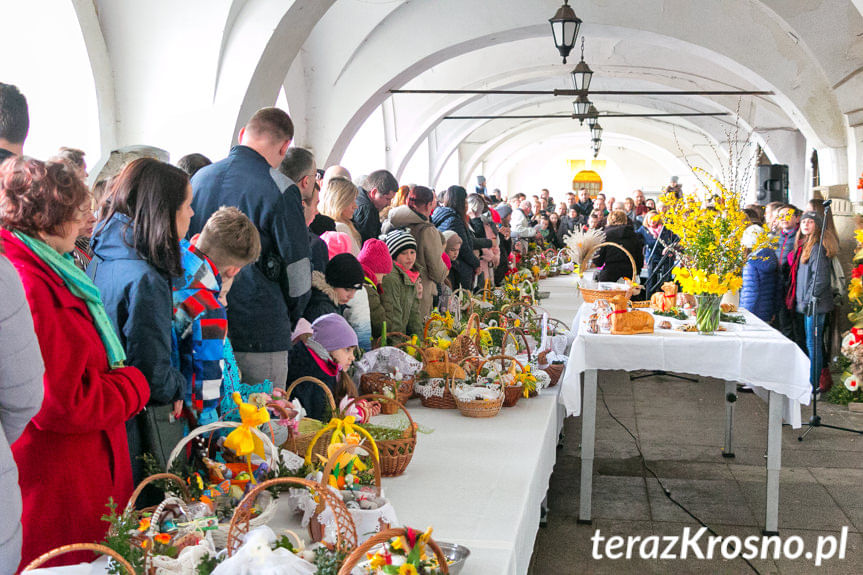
[695,293,721,335]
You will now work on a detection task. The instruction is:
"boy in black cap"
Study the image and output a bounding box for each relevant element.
[303,253,364,322]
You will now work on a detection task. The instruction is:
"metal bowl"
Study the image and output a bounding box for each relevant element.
[436,542,470,575]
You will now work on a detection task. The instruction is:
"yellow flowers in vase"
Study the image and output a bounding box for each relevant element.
[661,167,769,299]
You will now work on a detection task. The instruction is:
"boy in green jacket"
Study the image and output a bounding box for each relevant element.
[382,229,424,336]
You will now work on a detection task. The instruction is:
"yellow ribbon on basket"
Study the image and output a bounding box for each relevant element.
[224,392,270,482]
[304,415,379,465]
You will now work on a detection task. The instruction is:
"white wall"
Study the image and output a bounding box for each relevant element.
[4,0,100,163]
[339,107,386,176]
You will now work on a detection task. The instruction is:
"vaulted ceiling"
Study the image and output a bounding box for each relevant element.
[68,0,863,197]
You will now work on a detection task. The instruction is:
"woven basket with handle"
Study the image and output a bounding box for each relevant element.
[416,350,458,409]
[24,543,136,573]
[345,394,417,476]
[311,442,391,544]
[578,241,638,303]
[449,356,505,418]
[283,376,337,459]
[226,476,357,557]
[165,420,278,549]
[337,526,450,575]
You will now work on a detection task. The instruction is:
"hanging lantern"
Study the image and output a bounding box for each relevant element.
[586,105,599,129]
[570,37,593,93]
[573,95,591,125]
[549,0,581,64]
[591,122,603,141]
[591,137,602,156]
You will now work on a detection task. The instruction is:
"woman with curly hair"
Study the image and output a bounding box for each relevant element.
[0,157,149,569]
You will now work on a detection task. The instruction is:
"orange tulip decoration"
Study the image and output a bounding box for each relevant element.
[223,392,270,483]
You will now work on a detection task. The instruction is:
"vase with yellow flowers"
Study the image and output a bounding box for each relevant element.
[660,167,769,335]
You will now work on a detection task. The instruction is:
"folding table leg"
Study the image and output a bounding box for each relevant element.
[723,381,736,458]
[764,390,783,535]
[578,369,598,524]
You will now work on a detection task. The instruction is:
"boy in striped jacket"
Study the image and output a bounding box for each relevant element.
[173,207,261,425]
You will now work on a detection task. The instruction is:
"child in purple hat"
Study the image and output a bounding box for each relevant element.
[286,313,358,420]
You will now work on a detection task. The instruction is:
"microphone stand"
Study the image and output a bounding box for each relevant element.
[799,203,863,441]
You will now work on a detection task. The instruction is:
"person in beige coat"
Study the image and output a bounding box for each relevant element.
[381,186,447,319]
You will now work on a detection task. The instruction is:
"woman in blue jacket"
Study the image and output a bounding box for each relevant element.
[739,224,780,323]
[431,185,480,290]
[88,158,194,483]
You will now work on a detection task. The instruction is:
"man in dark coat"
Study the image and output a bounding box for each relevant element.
[353,169,398,244]
[573,188,594,218]
[188,108,311,389]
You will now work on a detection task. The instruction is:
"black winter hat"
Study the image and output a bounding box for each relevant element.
[325,253,364,289]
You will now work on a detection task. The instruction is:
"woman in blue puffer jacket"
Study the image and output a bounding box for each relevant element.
[739,224,780,323]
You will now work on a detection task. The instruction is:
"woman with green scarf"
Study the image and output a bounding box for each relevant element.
[0,157,150,569]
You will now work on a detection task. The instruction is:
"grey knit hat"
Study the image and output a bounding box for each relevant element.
[800,211,823,228]
[384,229,417,259]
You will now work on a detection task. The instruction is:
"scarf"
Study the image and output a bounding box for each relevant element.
[14,231,127,368]
[396,262,420,283]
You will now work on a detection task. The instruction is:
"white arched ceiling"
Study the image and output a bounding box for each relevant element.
[286,0,859,171]
[54,0,862,194]
[377,30,792,179]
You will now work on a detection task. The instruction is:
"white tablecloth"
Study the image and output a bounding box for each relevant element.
[269,389,564,575]
[560,303,811,427]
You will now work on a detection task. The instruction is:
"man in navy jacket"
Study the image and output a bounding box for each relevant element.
[188,108,311,388]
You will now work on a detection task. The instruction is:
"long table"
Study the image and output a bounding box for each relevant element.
[267,392,564,575]
[560,299,812,535]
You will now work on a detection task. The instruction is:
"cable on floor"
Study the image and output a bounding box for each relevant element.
[597,381,762,575]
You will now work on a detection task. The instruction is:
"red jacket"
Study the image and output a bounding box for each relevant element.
[2,230,150,571]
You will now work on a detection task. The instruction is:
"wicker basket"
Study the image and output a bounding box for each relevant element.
[227,477,357,557]
[449,312,482,363]
[503,384,524,407]
[116,473,214,573]
[166,421,279,549]
[24,543,136,573]
[537,349,564,387]
[578,241,637,303]
[360,343,416,406]
[372,331,413,349]
[283,376,337,460]
[449,357,505,418]
[415,351,458,409]
[337,526,450,575]
[345,394,417,477]
[312,443,394,544]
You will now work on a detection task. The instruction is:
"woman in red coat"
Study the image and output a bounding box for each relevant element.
[0,157,150,570]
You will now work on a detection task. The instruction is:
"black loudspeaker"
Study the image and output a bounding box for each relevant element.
[756,164,788,205]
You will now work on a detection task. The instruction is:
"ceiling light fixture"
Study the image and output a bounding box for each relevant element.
[549,0,581,64]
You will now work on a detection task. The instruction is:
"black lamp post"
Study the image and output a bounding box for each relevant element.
[570,37,593,93]
[573,94,591,125]
[549,0,581,64]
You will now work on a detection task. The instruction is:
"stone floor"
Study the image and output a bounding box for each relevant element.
[528,371,863,574]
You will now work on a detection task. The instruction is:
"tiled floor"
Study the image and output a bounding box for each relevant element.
[529,371,863,574]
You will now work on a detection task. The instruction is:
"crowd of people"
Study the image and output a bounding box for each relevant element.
[0,79,843,572]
